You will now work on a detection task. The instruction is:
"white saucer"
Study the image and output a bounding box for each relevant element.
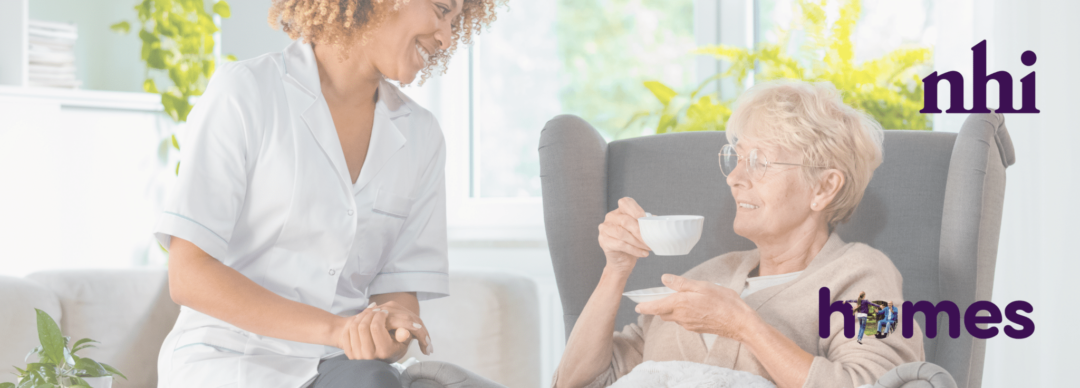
[622,286,676,303]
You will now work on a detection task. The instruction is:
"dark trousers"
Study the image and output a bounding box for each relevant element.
[311,355,401,388]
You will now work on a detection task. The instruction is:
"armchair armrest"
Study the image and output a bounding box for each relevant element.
[401,361,508,388]
[874,362,958,388]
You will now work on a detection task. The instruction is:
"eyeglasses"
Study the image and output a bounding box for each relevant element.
[718,143,827,181]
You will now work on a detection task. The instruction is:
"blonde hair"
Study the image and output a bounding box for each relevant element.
[725,80,884,227]
[268,0,504,83]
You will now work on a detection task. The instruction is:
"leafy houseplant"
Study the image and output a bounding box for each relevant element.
[1,309,127,388]
[110,0,234,174]
[628,0,933,135]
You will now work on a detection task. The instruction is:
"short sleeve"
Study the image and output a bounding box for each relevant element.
[366,115,449,301]
[153,63,256,261]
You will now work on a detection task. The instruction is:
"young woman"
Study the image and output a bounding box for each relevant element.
[153,1,502,387]
[847,292,885,344]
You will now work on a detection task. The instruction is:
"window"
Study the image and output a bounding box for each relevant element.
[401,0,938,232]
[403,0,706,233]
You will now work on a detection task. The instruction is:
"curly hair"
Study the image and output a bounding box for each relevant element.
[268,0,504,84]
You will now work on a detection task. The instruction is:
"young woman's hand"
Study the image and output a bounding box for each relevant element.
[598,197,652,273]
[336,301,432,362]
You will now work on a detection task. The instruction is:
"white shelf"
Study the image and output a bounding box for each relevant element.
[0,85,162,111]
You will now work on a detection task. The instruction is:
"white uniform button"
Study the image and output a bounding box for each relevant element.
[329,269,336,275]
[347,209,355,216]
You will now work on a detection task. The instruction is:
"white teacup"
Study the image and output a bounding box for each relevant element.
[637,215,705,256]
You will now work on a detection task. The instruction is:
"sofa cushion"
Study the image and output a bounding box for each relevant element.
[26,269,180,388]
[0,276,63,385]
[402,270,541,388]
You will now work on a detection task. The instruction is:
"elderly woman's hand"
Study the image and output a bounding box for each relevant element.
[598,197,652,273]
[635,274,762,342]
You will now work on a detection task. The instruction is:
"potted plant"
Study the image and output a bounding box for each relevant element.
[2,309,126,388]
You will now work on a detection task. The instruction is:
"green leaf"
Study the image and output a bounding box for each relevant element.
[175,161,181,175]
[171,134,180,150]
[161,93,177,121]
[213,1,231,18]
[143,79,159,93]
[643,81,677,106]
[138,29,159,45]
[100,363,127,380]
[71,338,97,352]
[74,358,106,377]
[25,363,56,384]
[135,0,152,20]
[34,309,64,365]
[224,54,237,62]
[147,48,168,69]
[0,382,15,388]
[109,21,131,34]
[74,346,96,357]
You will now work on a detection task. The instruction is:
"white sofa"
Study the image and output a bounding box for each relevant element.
[0,269,540,388]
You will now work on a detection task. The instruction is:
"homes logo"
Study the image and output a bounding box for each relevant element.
[817,287,1035,340]
[921,40,1039,114]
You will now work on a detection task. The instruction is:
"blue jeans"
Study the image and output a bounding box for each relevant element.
[857,316,867,341]
[877,319,894,334]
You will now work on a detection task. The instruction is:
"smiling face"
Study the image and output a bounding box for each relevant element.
[725,136,819,244]
[364,0,463,84]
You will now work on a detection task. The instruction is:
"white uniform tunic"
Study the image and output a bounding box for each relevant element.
[153,40,450,388]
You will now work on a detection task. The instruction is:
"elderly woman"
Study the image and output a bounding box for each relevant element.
[554,81,925,388]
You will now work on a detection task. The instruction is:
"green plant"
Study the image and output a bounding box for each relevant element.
[110,0,234,174]
[628,0,933,135]
[1,309,127,388]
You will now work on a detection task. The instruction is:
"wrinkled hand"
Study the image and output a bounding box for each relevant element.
[598,197,651,272]
[336,301,432,362]
[634,274,760,342]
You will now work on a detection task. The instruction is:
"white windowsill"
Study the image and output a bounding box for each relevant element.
[0,86,163,111]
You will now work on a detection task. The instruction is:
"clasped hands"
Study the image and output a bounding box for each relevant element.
[599,197,758,341]
[335,300,432,362]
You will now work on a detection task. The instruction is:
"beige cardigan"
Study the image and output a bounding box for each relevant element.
[562,233,925,388]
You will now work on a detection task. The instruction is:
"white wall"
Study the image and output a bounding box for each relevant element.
[220,0,294,61]
[933,0,1080,385]
[986,0,1080,385]
[0,94,177,276]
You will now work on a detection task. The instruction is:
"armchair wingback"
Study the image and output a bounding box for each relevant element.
[538,113,1013,388]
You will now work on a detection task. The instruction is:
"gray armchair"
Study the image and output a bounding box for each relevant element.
[538,113,1014,388]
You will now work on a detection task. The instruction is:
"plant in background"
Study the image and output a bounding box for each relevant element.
[110,0,234,174]
[1,309,126,388]
[628,0,933,135]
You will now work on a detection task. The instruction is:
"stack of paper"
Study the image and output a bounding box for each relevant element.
[27,19,80,88]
